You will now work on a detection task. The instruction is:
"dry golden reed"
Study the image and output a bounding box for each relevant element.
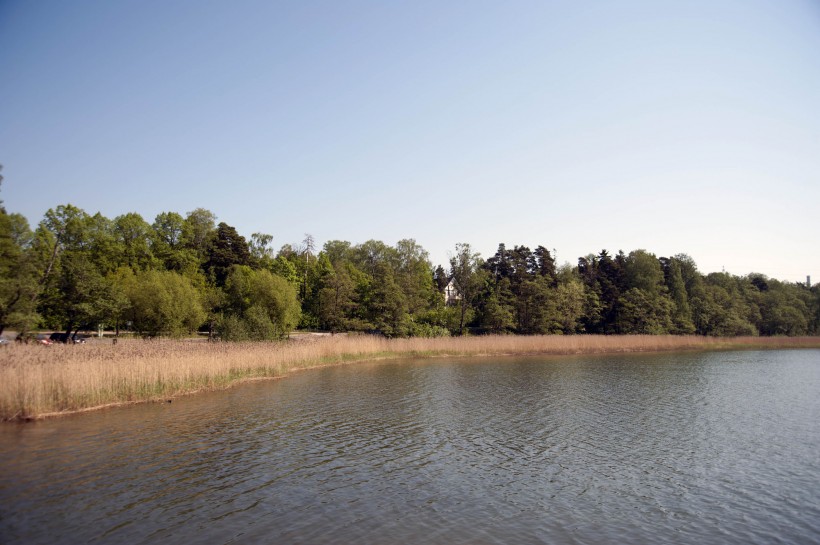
[2,334,818,421]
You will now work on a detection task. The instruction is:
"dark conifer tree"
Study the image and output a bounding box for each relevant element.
[205,222,250,286]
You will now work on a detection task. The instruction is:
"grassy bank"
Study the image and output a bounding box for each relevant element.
[2,334,819,421]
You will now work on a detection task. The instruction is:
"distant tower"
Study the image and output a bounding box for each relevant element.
[808,275,812,288]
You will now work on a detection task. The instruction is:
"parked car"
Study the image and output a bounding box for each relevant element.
[49,333,87,344]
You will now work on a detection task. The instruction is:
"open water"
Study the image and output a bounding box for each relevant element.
[1,349,819,544]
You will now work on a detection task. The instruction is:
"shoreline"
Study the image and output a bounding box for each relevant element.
[2,334,819,422]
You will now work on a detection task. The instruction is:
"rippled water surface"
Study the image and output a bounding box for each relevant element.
[2,350,819,544]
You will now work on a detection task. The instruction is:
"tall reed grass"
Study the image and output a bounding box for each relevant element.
[2,334,818,420]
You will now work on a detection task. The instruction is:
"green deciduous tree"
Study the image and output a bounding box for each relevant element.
[616,287,673,334]
[618,250,673,334]
[112,212,155,271]
[364,262,408,337]
[317,263,357,333]
[323,240,353,266]
[449,243,482,335]
[555,276,587,334]
[521,276,562,333]
[220,266,301,340]
[0,209,39,335]
[40,251,113,337]
[248,232,275,268]
[36,205,122,337]
[393,238,436,316]
[151,211,200,275]
[125,269,205,337]
[624,249,665,294]
[662,257,696,334]
[183,208,217,258]
[695,276,758,336]
[758,279,810,336]
[105,266,134,336]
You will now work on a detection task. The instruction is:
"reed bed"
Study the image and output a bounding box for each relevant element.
[2,334,818,421]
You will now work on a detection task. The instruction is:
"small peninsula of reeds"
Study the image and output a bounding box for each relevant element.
[2,334,819,421]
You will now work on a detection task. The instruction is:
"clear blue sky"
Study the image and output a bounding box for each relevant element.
[2,0,819,281]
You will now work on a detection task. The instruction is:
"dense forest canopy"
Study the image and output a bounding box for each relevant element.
[1,196,817,340]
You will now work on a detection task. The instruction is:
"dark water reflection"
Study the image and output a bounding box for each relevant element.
[1,350,819,544]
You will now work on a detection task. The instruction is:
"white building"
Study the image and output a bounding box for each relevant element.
[444,278,461,306]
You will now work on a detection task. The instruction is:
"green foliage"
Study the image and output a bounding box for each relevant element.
[308,239,440,336]
[248,232,275,267]
[37,207,118,335]
[534,245,557,284]
[577,250,625,333]
[664,258,696,334]
[1,184,815,339]
[125,270,205,337]
[322,240,353,266]
[113,212,156,271]
[393,239,437,315]
[408,321,451,338]
[694,277,759,336]
[362,262,409,337]
[104,267,134,334]
[449,243,483,335]
[513,276,558,333]
[243,304,278,339]
[758,279,810,336]
[317,262,357,333]
[183,208,217,258]
[810,285,820,334]
[152,211,186,249]
[615,250,676,334]
[268,255,300,287]
[218,266,300,340]
[0,211,38,334]
[216,314,249,341]
[413,306,461,334]
[152,212,200,275]
[480,289,516,334]
[248,269,301,337]
[555,278,587,334]
[616,288,673,334]
[624,249,665,295]
[206,222,251,286]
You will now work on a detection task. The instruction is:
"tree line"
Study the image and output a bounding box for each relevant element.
[1,198,817,340]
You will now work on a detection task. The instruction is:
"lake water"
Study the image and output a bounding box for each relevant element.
[1,349,819,544]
